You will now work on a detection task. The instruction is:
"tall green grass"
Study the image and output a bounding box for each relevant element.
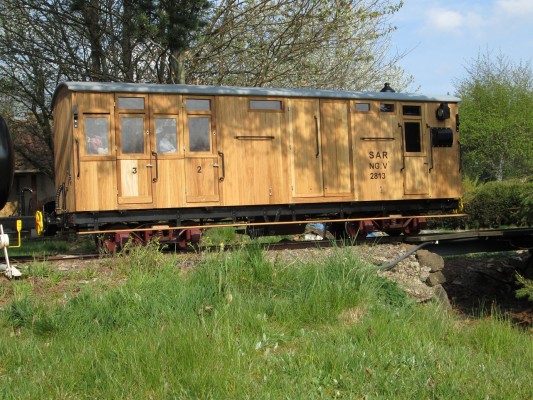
[1,245,532,399]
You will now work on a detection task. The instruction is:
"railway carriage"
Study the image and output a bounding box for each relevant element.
[51,82,461,248]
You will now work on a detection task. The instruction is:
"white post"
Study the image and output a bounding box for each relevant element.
[1,224,21,278]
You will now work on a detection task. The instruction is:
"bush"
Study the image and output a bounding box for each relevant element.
[465,178,533,228]
[427,176,533,230]
[516,273,533,302]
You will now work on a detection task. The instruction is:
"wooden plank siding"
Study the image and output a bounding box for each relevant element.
[352,100,403,201]
[52,88,76,211]
[216,96,287,206]
[52,84,461,215]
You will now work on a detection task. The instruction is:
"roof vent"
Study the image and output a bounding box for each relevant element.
[380,83,395,93]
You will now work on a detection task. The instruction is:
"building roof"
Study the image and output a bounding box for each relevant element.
[52,81,460,108]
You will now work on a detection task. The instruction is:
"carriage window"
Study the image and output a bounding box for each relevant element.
[186,99,211,111]
[85,117,109,155]
[188,117,211,152]
[404,122,422,152]
[156,118,177,154]
[379,103,394,112]
[249,100,282,110]
[121,117,144,154]
[118,97,145,110]
[402,105,421,116]
[355,103,370,112]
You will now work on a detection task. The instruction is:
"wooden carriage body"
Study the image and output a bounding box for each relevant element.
[52,82,461,229]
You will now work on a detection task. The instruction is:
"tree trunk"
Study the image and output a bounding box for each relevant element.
[169,50,186,84]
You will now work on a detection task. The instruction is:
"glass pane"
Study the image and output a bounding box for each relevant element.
[85,117,109,155]
[250,100,282,110]
[118,97,144,110]
[156,118,178,153]
[355,103,370,112]
[186,99,211,111]
[189,117,210,152]
[379,103,394,112]
[403,105,421,116]
[121,117,144,154]
[405,122,421,152]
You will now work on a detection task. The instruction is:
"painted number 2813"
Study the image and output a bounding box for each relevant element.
[370,172,385,179]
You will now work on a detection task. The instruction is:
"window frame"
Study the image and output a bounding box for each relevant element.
[79,113,114,161]
[183,96,215,156]
[248,98,284,112]
[354,102,372,113]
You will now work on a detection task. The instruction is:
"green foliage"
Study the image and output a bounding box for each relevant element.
[8,235,97,257]
[521,184,533,223]
[116,237,171,273]
[430,177,533,230]
[455,51,533,181]
[1,246,533,398]
[200,226,239,247]
[516,273,533,302]
[464,178,533,228]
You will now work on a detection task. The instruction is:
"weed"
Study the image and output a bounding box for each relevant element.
[5,298,35,329]
[0,246,532,399]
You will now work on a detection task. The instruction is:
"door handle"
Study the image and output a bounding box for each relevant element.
[75,138,80,178]
[314,115,320,158]
[218,151,225,181]
[151,151,159,183]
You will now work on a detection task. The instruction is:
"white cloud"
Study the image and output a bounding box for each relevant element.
[420,6,486,38]
[495,0,533,18]
[425,8,464,32]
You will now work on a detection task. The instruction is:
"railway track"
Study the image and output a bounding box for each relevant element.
[7,227,533,265]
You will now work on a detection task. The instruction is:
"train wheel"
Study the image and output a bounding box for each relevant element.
[175,228,203,251]
[94,224,130,255]
[402,218,426,236]
[95,232,118,255]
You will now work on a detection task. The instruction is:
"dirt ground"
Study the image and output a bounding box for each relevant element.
[442,251,533,329]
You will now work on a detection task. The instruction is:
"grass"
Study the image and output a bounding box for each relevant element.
[1,245,532,399]
[200,226,291,248]
[6,234,97,257]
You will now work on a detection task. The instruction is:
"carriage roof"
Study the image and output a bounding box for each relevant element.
[52,81,460,108]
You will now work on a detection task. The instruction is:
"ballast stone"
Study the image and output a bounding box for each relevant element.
[417,249,445,272]
[426,271,447,287]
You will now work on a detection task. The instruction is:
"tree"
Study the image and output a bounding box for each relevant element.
[454,51,533,181]
[0,0,212,177]
[0,0,411,178]
[189,0,410,91]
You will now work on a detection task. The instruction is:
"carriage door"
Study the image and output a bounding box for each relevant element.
[116,94,154,205]
[401,104,429,195]
[183,97,220,203]
[290,98,323,197]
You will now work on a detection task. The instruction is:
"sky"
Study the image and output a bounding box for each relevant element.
[390,0,533,96]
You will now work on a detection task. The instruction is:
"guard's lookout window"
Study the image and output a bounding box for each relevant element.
[402,105,421,116]
[379,103,394,113]
[404,122,422,152]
